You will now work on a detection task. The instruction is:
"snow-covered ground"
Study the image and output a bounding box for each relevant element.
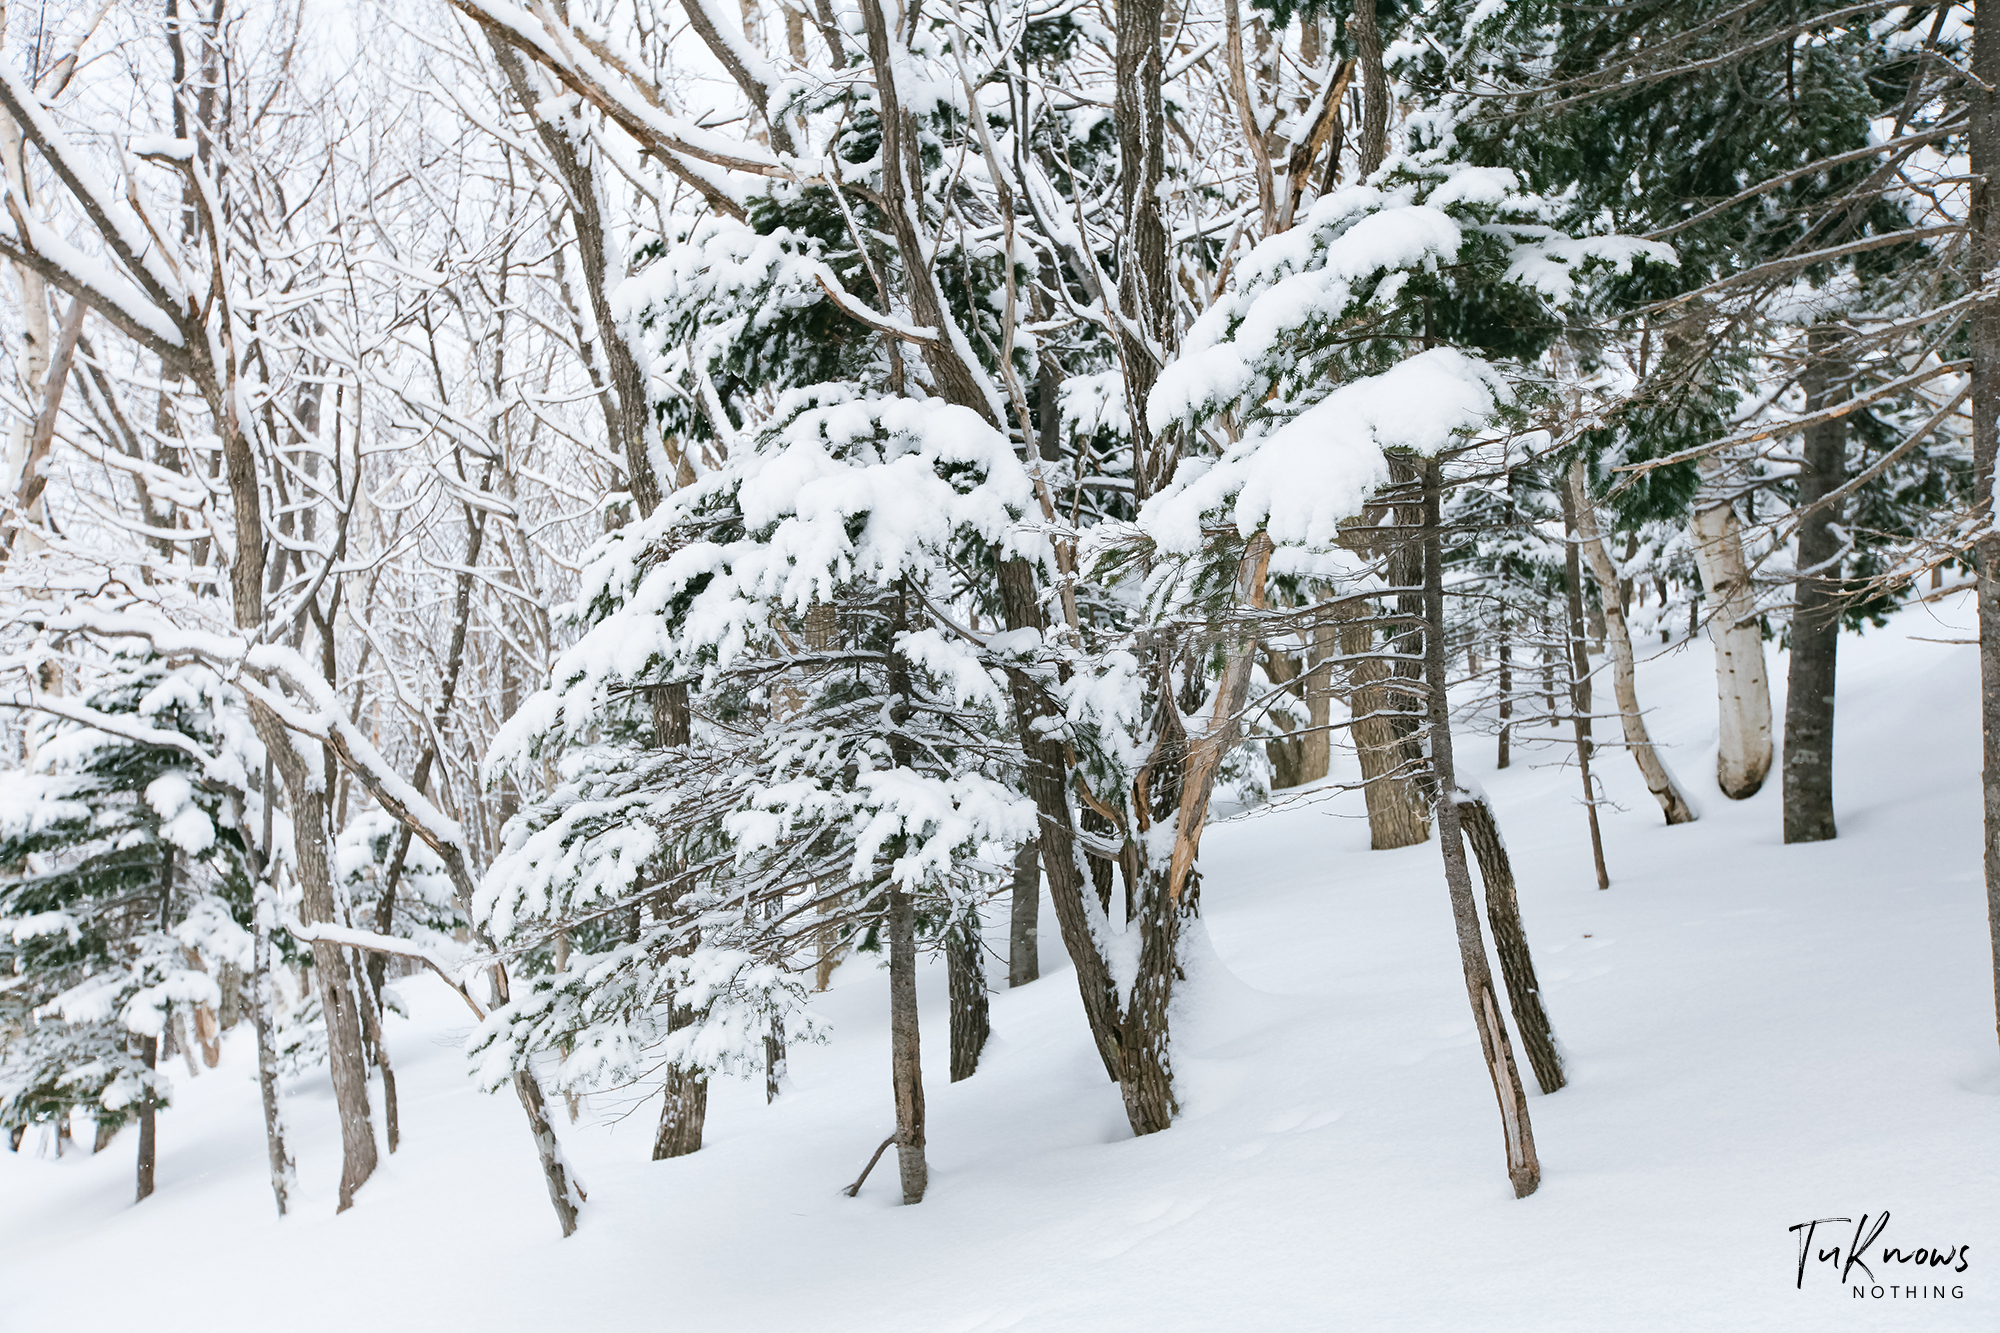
[5,597,1996,1331]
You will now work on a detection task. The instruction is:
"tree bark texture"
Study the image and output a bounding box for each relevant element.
[1351,0,1390,178]
[1969,6,2000,1053]
[1337,598,1431,849]
[1008,836,1040,987]
[888,882,928,1202]
[1690,457,1774,799]
[1455,793,1564,1095]
[1421,459,1540,1198]
[1568,461,1697,825]
[1113,0,1173,497]
[1782,327,1845,844]
[947,911,990,1082]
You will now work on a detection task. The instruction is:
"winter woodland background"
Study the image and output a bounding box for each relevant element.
[0,0,1995,1327]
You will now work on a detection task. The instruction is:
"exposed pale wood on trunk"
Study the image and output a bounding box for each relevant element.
[1690,457,1774,799]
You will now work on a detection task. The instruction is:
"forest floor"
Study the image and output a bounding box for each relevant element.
[3,595,1996,1332]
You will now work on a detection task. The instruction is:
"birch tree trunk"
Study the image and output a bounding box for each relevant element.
[1421,459,1539,1198]
[1782,326,1845,844]
[1690,458,1774,799]
[1568,461,1697,825]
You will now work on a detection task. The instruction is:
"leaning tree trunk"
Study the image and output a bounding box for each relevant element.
[1455,793,1565,1095]
[1420,457,1540,1198]
[1970,8,2000,1053]
[1568,461,1697,825]
[1690,456,1774,799]
[947,909,990,1082]
[1558,486,1611,889]
[1783,325,1845,844]
[1008,836,1040,987]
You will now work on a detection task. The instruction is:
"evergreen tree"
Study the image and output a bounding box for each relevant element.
[0,655,254,1199]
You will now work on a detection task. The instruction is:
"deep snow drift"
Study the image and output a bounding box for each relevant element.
[4,597,1996,1332]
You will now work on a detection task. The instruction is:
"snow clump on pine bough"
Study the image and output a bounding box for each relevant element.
[1142,157,1674,559]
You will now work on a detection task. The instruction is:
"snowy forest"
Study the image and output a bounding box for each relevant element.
[0,0,1993,1326]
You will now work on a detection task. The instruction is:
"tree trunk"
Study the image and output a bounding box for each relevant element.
[652,1007,710,1160]
[1559,485,1612,889]
[765,1015,785,1104]
[1969,6,2000,1053]
[1455,793,1564,1094]
[1783,326,1845,844]
[947,910,989,1082]
[994,558,1122,1079]
[1421,458,1540,1198]
[1266,628,1333,789]
[356,964,399,1154]
[1690,457,1774,798]
[251,886,293,1216]
[134,1030,158,1203]
[1008,836,1040,987]
[1568,461,1698,825]
[1338,598,1431,849]
[888,881,927,1202]
[293,785,379,1211]
[1351,0,1389,178]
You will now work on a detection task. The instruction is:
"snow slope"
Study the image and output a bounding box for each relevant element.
[4,598,1996,1332]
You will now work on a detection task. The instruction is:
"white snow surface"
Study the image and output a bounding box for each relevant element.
[5,599,1996,1330]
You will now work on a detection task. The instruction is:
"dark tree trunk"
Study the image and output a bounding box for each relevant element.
[994,558,1122,1078]
[1456,794,1565,1094]
[1420,458,1540,1198]
[1497,610,1513,770]
[1351,0,1389,177]
[764,1015,785,1104]
[1008,836,1040,987]
[135,1030,158,1203]
[1970,9,2000,1052]
[1783,325,1845,844]
[888,881,928,1202]
[1112,0,1172,497]
[947,911,990,1082]
[652,1003,709,1160]
[1559,484,1612,889]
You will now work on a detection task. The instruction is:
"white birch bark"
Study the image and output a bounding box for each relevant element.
[1689,457,1773,799]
